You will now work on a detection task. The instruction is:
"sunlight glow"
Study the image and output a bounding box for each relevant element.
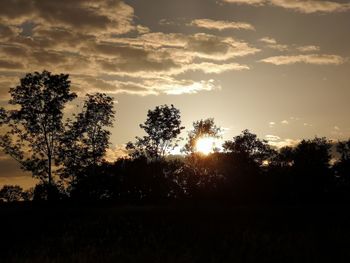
[196,137,216,155]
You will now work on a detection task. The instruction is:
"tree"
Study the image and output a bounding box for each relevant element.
[0,185,24,202]
[127,104,184,160]
[293,137,331,174]
[335,140,350,180]
[271,146,294,167]
[183,118,221,154]
[333,140,350,197]
[223,129,274,165]
[0,71,76,190]
[58,93,115,182]
[292,137,332,199]
[336,140,350,163]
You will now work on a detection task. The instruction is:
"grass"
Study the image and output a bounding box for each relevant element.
[1,203,350,263]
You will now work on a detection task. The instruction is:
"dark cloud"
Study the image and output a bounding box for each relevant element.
[0,0,34,21]
[0,45,28,57]
[0,0,134,34]
[0,60,24,70]
[0,24,20,40]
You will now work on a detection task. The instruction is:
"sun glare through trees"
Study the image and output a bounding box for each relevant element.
[195,136,217,155]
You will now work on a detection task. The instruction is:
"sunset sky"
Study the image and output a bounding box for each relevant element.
[0,0,350,188]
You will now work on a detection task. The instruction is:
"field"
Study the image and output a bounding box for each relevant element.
[1,204,350,263]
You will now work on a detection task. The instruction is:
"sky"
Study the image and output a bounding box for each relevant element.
[0,0,349,188]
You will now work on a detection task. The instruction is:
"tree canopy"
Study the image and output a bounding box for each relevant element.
[59,93,115,182]
[183,118,221,154]
[0,71,76,187]
[127,104,184,160]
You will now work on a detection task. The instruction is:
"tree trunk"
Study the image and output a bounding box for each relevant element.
[48,154,52,201]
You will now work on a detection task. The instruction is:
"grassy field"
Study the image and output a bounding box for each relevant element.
[1,204,350,263]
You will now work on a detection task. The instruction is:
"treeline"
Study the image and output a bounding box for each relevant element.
[0,71,350,205]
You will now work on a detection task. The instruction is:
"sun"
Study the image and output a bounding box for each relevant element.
[196,136,216,155]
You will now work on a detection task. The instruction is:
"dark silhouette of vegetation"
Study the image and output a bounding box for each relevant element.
[126,104,184,160]
[58,93,115,185]
[1,71,350,206]
[0,71,76,199]
[334,139,350,191]
[0,185,24,202]
[0,184,33,202]
[183,118,221,154]
[3,71,350,263]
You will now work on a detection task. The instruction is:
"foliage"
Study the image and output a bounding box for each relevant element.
[2,72,350,205]
[127,104,184,160]
[0,185,24,202]
[223,129,275,165]
[0,71,76,187]
[183,118,221,154]
[58,93,115,182]
[32,182,67,201]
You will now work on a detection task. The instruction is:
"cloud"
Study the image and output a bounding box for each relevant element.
[0,151,37,189]
[269,0,350,14]
[260,37,277,44]
[269,121,276,128]
[259,37,288,51]
[0,1,260,97]
[0,60,24,70]
[268,138,301,148]
[260,54,346,65]
[224,0,265,5]
[265,135,301,148]
[265,134,281,141]
[0,74,21,101]
[331,125,343,137]
[0,0,136,35]
[73,76,221,96]
[104,145,129,162]
[297,45,321,52]
[185,33,260,60]
[191,19,255,31]
[181,62,249,74]
[222,0,350,13]
[260,38,321,53]
[0,24,21,40]
[160,79,220,95]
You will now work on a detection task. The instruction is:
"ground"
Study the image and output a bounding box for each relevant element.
[1,204,350,263]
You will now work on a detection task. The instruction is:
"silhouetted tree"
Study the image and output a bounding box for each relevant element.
[333,140,350,196]
[219,130,275,203]
[58,93,115,183]
[21,187,34,201]
[183,118,221,154]
[0,185,24,202]
[223,129,275,165]
[127,104,184,160]
[32,182,66,201]
[0,107,6,125]
[0,71,76,198]
[292,137,332,201]
[271,146,294,168]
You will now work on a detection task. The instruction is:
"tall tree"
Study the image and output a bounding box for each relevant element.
[0,71,76,188]
[127,104,184,160]
[58,93,115,182]
[183,118,221,154]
